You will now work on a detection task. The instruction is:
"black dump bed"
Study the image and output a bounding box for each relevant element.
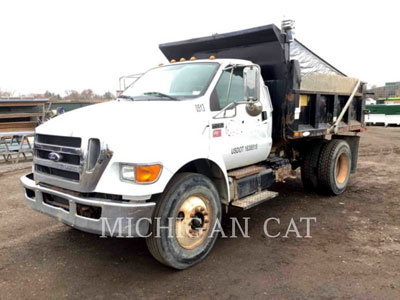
[160,24,365,141]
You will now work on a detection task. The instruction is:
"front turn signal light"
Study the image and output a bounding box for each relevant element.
[136,164,162,183]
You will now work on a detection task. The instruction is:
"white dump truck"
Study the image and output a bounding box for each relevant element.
[21,23,366,269]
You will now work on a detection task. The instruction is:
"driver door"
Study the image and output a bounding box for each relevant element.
[209,66,272,170]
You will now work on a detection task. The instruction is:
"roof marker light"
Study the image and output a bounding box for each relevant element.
[179,58,186,62]
[158,63,164,66]
[209,56,216,60]
[170,59,176,63]
[190,56,196,61]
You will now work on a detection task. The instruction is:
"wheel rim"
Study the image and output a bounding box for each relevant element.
[335,152,349,184]
[175,194,212,250]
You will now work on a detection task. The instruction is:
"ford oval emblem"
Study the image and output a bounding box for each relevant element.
[48,152,61,162]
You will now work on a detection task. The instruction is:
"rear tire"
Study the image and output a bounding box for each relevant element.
[301,141,326,191]
[146,173,221,269]
[318,140,352,195]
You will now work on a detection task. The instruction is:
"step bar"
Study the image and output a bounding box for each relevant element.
[231,190,279,210]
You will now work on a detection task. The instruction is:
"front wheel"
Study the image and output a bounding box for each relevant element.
[146,173,221,269]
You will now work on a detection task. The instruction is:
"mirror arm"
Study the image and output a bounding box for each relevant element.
[212,101,247,119]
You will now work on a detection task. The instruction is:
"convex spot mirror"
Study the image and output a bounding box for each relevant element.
[243,66,262,116]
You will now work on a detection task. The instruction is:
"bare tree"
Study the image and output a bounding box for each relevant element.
[0,88,15,98]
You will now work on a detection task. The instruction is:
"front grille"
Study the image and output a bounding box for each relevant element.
[34,134,112,192]
[34,134,82,183]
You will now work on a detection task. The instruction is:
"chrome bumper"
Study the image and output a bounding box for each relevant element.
[20,173,156,237]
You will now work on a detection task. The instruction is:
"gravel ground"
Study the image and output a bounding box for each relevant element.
[0,126,399,299]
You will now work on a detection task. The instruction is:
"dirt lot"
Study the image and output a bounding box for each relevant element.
[0,126,399,299]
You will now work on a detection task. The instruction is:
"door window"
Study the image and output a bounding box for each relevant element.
[211,67,244,111]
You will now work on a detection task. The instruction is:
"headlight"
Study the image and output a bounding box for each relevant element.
[120,165,136,182]
[120,163,162,184]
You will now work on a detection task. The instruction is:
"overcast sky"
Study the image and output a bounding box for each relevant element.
[0,0,398,96]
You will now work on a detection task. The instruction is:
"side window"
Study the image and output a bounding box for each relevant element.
[211,67,244,111]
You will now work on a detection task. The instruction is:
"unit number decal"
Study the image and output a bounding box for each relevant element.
[195,104,205,112]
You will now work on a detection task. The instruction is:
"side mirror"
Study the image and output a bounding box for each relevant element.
[243,66,262,116]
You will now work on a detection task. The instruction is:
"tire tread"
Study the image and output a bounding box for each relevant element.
[301,142,325,191]
[318,139,350,195]
[146,172,220,269]
[146,173,191,267]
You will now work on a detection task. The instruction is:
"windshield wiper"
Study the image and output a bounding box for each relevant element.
[117,95,136,101]
[143,92,178,100]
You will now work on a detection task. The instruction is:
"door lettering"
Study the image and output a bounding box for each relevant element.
[231,144,258,155]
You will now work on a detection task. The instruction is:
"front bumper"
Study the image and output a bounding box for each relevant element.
[20,173,156,237]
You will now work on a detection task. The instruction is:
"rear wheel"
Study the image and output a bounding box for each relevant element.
[301,141,326,191]
[146,173,221,269]
[318,140,352,195]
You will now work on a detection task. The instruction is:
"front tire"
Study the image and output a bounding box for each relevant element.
[318,140,352,195]
[146,173,221,269]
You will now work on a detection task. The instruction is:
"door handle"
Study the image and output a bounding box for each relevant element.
[261,111,268,121]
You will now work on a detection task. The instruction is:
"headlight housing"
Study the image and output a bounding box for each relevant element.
[120,163,162,184]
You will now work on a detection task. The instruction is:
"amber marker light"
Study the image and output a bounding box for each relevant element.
[170,59,176,63]
[294,132,303,137]
[209,55,216,60]
[135,164,162,183]
[190,56,196,61]
[179,58,186,62]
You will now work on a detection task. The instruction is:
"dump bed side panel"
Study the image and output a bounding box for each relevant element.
[288,85,365,140]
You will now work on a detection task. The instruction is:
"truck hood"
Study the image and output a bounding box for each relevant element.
[36,100,209,146]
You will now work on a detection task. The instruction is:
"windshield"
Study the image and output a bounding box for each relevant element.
[120,62,219,100]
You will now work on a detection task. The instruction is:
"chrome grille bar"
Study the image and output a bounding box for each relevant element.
[34,157,83,173]
[34,142,82,155]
